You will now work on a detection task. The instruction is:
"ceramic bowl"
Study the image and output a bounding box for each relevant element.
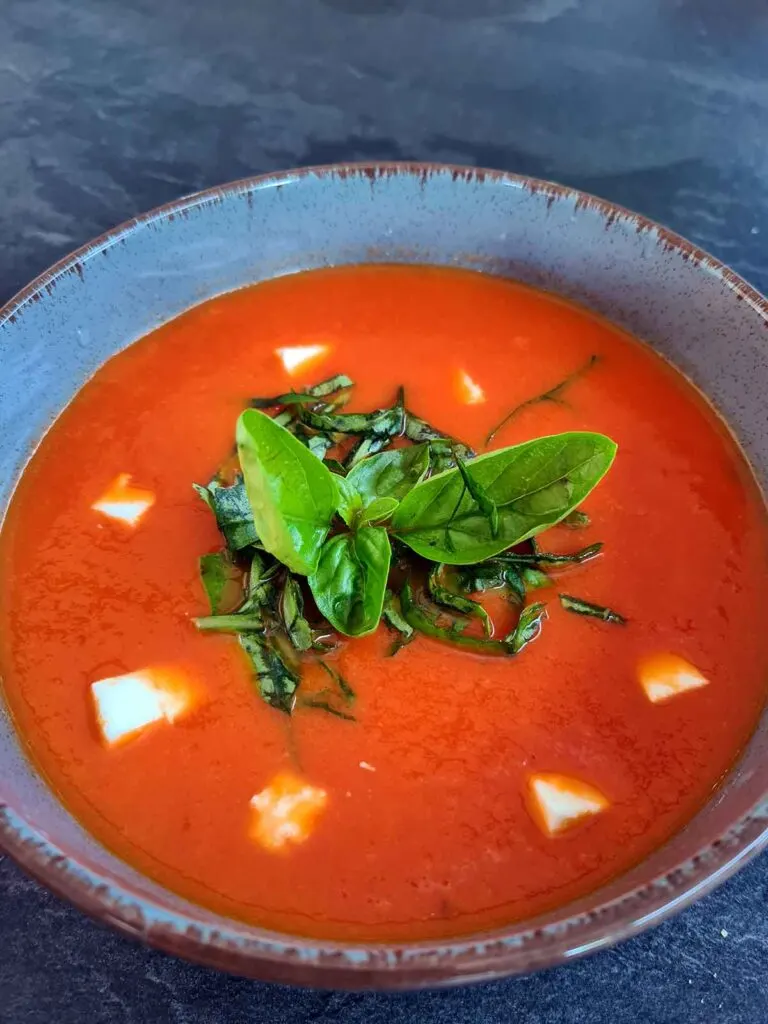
[1,164,767,989]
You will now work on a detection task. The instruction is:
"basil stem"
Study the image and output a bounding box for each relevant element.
[193,614,265,633]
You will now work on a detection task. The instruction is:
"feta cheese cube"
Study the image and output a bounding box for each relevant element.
[528,772,608,836]
[638,652,709,704]
[249,772,327,851]
[275,344,331,376]
[91,473,155,526]
[91,668,196,746]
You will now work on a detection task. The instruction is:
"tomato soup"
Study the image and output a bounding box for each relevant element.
[1,265,766,941]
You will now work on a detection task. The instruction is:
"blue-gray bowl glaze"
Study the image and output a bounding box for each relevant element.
[1,163,767,989]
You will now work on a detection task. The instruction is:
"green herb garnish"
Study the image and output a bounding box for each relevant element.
[309,527,391,637]
[193,480,259,551]
[198,551,241,615]
[559,593,626,624]
[193,373,620,718]
[390,434,615,564]
[251,374,354,409]
[428,564,492,637]
[382,589,415,655]
[236,409,339,575]
[239,632,300,714]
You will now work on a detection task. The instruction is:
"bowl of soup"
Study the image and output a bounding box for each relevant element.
[0,163,767,988]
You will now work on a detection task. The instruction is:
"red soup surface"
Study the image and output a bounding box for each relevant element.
[1,265,767,941]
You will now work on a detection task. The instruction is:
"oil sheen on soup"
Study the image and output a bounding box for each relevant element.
[1,265,766,942]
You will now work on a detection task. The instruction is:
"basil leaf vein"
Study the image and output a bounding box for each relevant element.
[391,431,616,564]
[346,444,430,502]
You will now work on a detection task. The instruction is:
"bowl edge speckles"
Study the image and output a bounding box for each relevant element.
[0,163,767,989]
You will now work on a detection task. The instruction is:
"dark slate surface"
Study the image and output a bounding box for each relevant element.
[1,0,767,1020]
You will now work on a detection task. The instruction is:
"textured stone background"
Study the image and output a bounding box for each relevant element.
[1,0,767,1020]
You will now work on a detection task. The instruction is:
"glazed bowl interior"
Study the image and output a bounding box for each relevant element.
[1,164,767,989]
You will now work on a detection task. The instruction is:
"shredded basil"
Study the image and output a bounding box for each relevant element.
[193,371,620,718]
[559,593,626,624]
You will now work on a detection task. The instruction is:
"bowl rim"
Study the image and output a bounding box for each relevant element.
[1,161,767,989]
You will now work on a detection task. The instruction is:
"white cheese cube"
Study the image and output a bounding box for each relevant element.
[528,772,608,837]
[91,668,195,747]
[91,473,155,526]
[249,772,327,851]
[275,344,331,376]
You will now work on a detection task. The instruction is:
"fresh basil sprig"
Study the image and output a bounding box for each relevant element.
[391,432,617,564]
[194,373,622,718]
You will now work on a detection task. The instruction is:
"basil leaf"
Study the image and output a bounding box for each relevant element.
[198,552,241,615]
[382,589,415,655]
[324,458,347,476]
[455,562,508,594]
[309,526,391,637]
[242,551,280,611]
[392,432,617,565]
[239,633,299,714]
[193,480,259,551]
[358,496,399,526]
[194,552,279,633]
[399,580,511,655]
[280,575,314,651]
[455,454,499,539]
[521,567,551,592]
[346,444,430,502]
[559,593,626,624]
[236,409,339,575]
[336,476,364,527]
[506,602,547,653]
[251,374,354,409]
[194,613,265,633]
[495,542,603,567]
[344,433,394,469]
[303,431,334,461]
[404,412,475,462]
[337,479,398,529]
[428,565,492,637]
[300,404,403,439]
